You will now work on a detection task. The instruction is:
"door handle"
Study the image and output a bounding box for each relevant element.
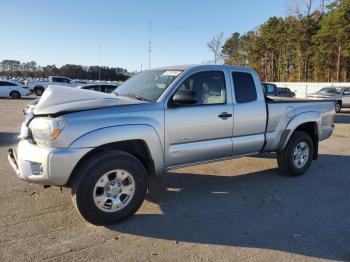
[218,112,232,119]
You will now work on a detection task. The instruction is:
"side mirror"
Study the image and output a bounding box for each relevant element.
[169,90,197,107]
[344,91,350,95]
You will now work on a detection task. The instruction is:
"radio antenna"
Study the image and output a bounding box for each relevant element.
[98,41,101,82]
[148,21,152,69]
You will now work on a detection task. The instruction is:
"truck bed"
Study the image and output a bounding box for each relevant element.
[265,96,334,103]
[262,96,335,152]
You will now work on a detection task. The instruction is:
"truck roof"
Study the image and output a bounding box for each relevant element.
[152,64,254,73]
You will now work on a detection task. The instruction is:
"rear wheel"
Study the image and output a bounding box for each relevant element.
[335,101,342,113]
[34,86,44,96]
[277,131,314,176]
[71,150,148,225]
[10,91,21,99]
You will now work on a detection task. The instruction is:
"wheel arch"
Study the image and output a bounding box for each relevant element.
[66,125,164,186]
[279,112,320,160]
[66,139,156,187]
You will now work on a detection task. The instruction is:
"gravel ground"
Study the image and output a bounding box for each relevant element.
[0,97,349,262]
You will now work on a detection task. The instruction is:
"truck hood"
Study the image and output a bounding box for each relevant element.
[33,86,145,115]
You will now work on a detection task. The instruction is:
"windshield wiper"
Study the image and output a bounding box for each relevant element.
[114,92,151,101]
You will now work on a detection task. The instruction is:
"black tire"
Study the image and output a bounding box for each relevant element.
[34,86,44,96]
[71,150,148,225]
[335,101,342,113]
[277,131,314,176]
[10,91,21,99]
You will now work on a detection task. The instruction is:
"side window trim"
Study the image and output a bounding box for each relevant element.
[168,70,227,108]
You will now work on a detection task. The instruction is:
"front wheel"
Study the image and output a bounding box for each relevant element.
[335,101,342,113]
[71,150,148,225]
[277,131,314,176]
[34,86,44,96]
[10,91,21,99]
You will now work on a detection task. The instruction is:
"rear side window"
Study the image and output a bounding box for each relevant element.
[52,77,69,83]
[232,72,257,103]
[0,81,16,86]
[52,77,65,83]
[102,85,116,93]
[264,84,276,93]
[83,85,100,91]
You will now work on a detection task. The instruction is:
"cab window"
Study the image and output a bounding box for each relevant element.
[174,71,226,105]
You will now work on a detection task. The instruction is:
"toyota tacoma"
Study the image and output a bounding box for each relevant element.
[8,65,335,225]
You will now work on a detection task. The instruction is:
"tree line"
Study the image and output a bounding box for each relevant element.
[218,0,350,82]
[0,60,130,81]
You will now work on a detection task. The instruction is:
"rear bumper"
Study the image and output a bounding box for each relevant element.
[8,140,91,186]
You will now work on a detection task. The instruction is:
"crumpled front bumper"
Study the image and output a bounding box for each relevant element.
[8,140,91,186]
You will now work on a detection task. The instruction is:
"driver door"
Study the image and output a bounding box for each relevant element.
[164,70,233,168]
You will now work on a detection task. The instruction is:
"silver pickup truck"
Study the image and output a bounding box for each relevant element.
[8,65,335,225]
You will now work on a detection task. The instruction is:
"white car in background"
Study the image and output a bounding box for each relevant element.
[0,80,31,99]
[23,83,119,115]
[28,76,78,96]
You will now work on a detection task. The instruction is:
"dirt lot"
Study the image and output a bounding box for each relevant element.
[0,97,349,262]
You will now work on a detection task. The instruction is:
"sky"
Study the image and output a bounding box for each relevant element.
[0,0,287,72]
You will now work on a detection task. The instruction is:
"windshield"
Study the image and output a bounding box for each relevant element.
[114,70,183,102]
[317,87,342,94]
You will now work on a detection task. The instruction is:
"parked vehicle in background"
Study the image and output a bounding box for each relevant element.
[0,80,31,99]
[78,83,118,93]
[277,87,296,97]
[28,76,78,96]
[9,65,335,225]
[307,86,350,113]
[262,83,296,97]
[73,80,88,84]
[262,82,278,96]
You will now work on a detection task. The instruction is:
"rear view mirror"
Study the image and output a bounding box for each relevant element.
[169,90,197,107]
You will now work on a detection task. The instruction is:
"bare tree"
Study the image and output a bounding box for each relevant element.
[305,0,313,15]
[207,32,224,64]
[286,0,318,17]
[319,0,325,13]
